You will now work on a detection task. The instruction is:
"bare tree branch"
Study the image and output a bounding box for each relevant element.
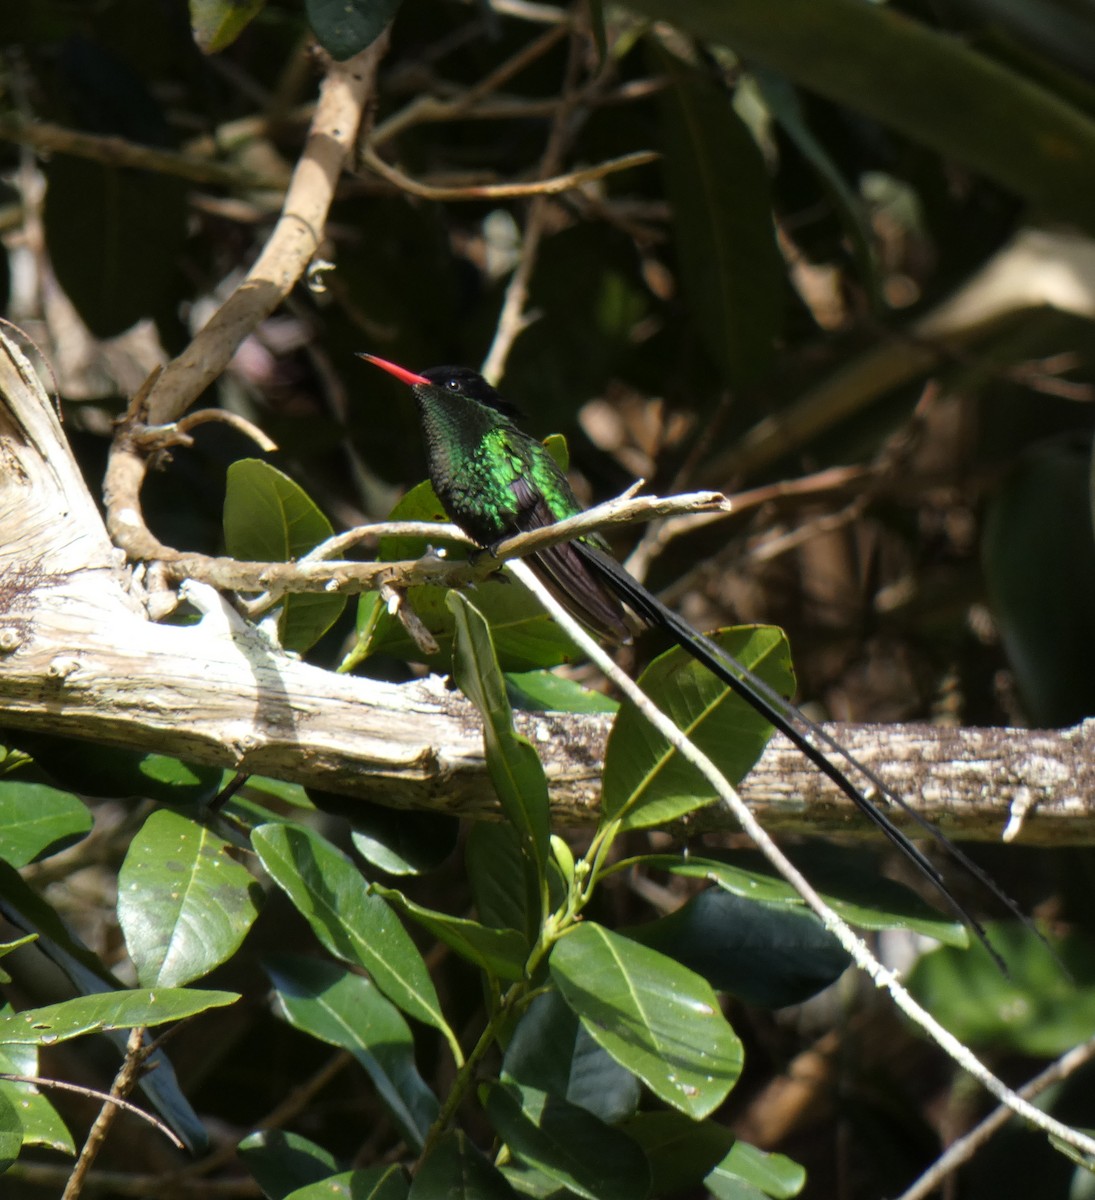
[1,329,1093,845]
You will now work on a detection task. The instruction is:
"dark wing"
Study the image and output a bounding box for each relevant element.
[508,476,635,643]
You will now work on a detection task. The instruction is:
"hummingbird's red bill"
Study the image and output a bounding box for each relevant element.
[358,353,431,388]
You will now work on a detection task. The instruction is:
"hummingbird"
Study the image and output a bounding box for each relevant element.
[359,353,1026,960]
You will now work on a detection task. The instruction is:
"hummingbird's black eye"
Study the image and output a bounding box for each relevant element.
[445,378,461,392]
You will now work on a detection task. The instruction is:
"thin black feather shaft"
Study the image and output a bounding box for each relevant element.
[569,540,1032,971]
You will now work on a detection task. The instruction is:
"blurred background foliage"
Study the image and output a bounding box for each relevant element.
[3,0,1095,1196]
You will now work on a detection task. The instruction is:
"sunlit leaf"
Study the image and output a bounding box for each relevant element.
[251,824,456,1049]
[550,922,742,1119]
[266,954,438,1151]
[0,989,238,1045]
[118,810,262,987]
[224,458,344,654]
[602,626,792,829]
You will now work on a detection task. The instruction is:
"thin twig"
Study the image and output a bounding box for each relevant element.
[7,1163,262,1198]
[359,144,657,202]
[62,1027,153,1200]
[0,1074,183,1149]
[0,115,289,191]
[133,410,279,454]
[108,465,725,596]
[371,23,570,146]
[895,1034,1095,1200]
[138,38,390,428]
[505,557,1095,1163]
[480,25,588,382]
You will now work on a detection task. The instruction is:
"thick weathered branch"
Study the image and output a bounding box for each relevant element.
[1,332,1093,844]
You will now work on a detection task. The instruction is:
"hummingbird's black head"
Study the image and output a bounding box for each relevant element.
[419,366,524,419]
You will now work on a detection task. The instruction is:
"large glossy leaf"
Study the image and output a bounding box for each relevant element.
[0,988,238,1045]
[0,1087,20,1174]
[619,1111,734,1195]
[251,824,455,1049]
[505,670,618,715]
[371,886,529,982]
[637,849,967,946]
[449,592,550,875]
[550,922,742,1119]
[238,1129,340,1200]
[706,1142,806,1200]
[266,954,437,1151]
[10,733,224,806]
[482,1081,650,1200]
[0,1035,75,1155]
[305,0,402,60]
[602,626,793,829]
[0,781,90,867]
[907,922,1095,1056]
[0,866,210,1153]
[408,1130,515,1199]
[341,799,458,876]
[626,888,850,1008]
[653,43,782,386]
[629,0,1095,231]
[465,823,539,947]
[118,810,262,988]
[345,480,577,673]
[43,157,187,338]
[502,990,641,1125]
[223,458,345,655]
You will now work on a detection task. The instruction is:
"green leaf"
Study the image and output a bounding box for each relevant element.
[118,811,263,988]
[0,1036,75,1155]
[371,886,529,982]
[706,1142,806,1200]
[0,781,90,867]
[505,670,618,714]
[287,1169,407,1200]
[466,823,539,947]
[482,1081,650,1200]
[287,1166,409,1200]
[602,626,793,829]
[345,480,577,673]
[239,1129,340,1199]
[626,889,850,1008]
[653,42,782,386]
[409,1130,516,1199]
[619,1111,734,1195]
[305,0,402,60]
[251,824,456,1051]
[43,157,188,339]
[343,800,458,876]
[223,459,345,654]
[550,922,743,1119]
[10,733,225,806]
[642,849,967,946]
[630,0,1095,232]
[0,1087,21,1174]
[265,954,438,1151]
[0,863,211,1153]
[449,593,550,875]
[502,990,641,1125]
[0,988,238,1045]
[907,923,1095,1056]
[189,0,266,53]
